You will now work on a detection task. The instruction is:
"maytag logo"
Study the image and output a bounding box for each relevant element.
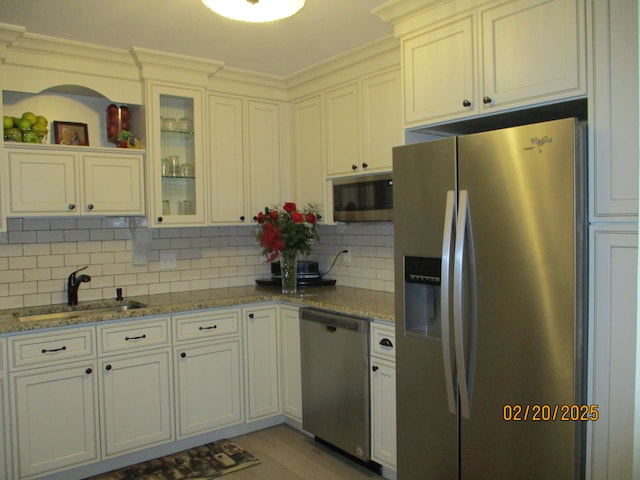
[525,135,553,151]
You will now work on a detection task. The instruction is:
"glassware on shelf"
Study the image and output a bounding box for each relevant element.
[179,163,195,177]
[177,117,193,133]
[162,117,177,131]
[179,200,194,215]
[168,156,181,176]
[161,158,171,176]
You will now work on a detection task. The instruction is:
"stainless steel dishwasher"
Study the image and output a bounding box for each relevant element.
[300,307,372,463]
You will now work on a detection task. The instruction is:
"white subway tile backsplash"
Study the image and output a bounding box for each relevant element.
[9,256,37,270]
[37,230,64,243]
[64,253,91,266]
[65,230,90,242]
[24,268,52,282]
[0,218,394,308]
[51,242,77,254]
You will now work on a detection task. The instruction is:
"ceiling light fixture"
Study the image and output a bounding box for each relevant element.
[201,0,305,23]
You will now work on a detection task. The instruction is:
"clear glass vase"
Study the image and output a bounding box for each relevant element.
[279,250,299,294]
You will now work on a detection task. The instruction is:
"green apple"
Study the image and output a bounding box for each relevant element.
[16,118,32,132]
[3,116,13,129]
[21,111,37,125]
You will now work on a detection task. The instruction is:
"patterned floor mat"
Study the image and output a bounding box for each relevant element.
[86,439,260,479]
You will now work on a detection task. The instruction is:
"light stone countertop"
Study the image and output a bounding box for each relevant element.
[0,285,395,335]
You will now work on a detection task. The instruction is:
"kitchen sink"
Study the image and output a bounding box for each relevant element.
[14,300,148,322]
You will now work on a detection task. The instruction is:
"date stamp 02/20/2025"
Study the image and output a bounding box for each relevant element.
[503,404,599,422]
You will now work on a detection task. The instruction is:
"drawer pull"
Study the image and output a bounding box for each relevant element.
[41,346,67,354]
[379,338,394,348]
[125,334,147,341]
[199,325,218,331]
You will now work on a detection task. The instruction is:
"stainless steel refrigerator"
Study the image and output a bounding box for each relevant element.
[393,118,586,479]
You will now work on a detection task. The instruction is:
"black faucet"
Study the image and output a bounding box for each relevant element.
[67,266,91,306]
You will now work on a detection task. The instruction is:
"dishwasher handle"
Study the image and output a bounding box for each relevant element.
[300,308,368,334]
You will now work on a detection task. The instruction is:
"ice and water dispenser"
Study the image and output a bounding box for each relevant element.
[404,256,442,341]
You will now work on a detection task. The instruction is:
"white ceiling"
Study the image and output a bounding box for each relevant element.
[0,0,393,77]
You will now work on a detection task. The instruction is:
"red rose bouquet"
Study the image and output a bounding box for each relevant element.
[254,202,320,262]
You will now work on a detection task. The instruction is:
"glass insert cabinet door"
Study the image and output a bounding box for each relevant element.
[150,84,205,226]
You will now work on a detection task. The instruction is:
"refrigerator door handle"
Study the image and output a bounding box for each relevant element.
[440,190,457,415]
[454,190,477,419]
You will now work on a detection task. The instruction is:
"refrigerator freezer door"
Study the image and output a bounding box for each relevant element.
[456,118,583,479]
[393,138,458,479]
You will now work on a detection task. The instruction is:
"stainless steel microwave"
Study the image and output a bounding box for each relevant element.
[332,173,393,222]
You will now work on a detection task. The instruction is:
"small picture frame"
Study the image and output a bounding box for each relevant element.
[53,121,89,146]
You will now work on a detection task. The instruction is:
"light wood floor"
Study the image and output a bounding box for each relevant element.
[225,424,381,480]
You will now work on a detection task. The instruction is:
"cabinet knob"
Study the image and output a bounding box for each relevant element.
[462,99,471,107]
[157,216,164,223]
[252,215,258,221]
[248,313,254,319]
[482,96,492,105]
[105,364,112,371]
[352,164,358,170]
[362,163,368,169]
[180,352,187,358]
[372,365,379,372]
[87,204,94,210]
[240,216,245,221]
[68,204,76,211]
[85,368,93,375]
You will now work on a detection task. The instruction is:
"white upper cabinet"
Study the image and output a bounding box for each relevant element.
[326,83,361,177]
[247,100,283,216]
[208,94,284,224]
[403,14,476,125]
[326,68,401,178]
[392,0,586,127]
[361,69,403,174]
[208,94,248,224]
[6,146,144,216]
[590,0,639,219]
[293,95,326,215]
[146,83,207,227]
[480,0,584,109]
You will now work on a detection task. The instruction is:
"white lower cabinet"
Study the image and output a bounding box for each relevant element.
[8,327,99,480]
[279,305,302,421]
[99,349,173,458]
[173,308,244,439]
[0,338,8,480]
[0,376,7,480]
[97,318,173,459]
[243,305,280,422]
[589,227,638,480]
[370,322,396,470]
[11,361,100,479]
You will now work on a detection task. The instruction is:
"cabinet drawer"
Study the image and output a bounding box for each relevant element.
[9,327,96,370]
[98,317,170,355]
[371,322,396,361]
[173,309,240,343]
